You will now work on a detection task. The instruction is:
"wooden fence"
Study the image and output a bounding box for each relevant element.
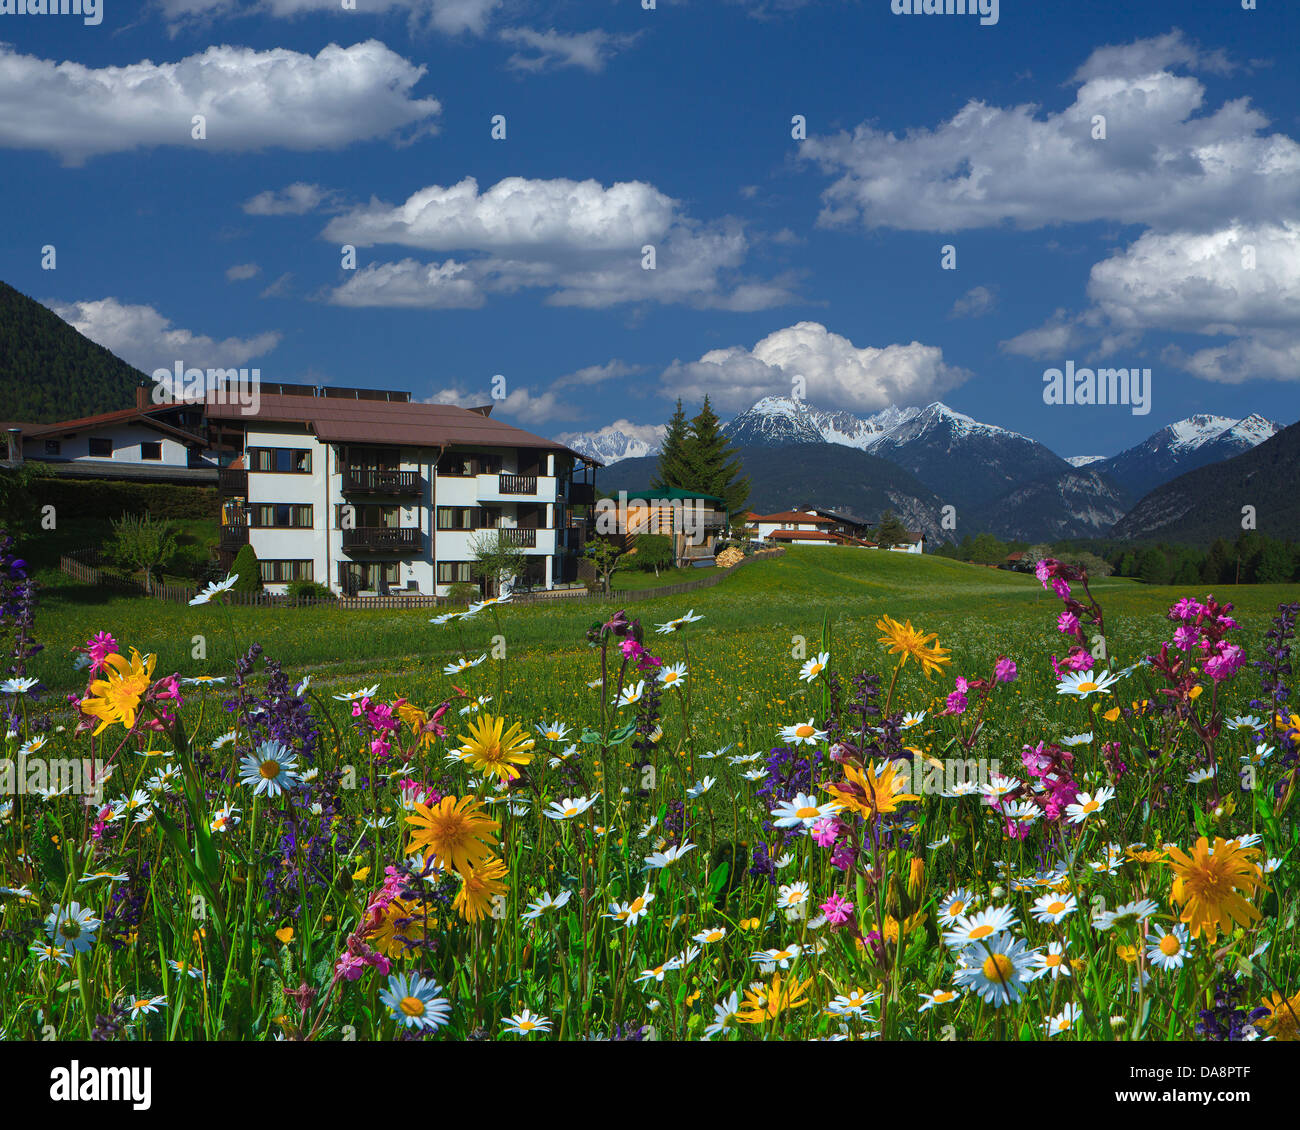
[58,547,785,610]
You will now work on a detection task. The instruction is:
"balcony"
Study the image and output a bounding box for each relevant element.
[563,480,595,505]
[342,468,422,496]
[342,526,421,554]
[219,468,247,495]
[496,527,537,548]
[498,473,537,495]
[219,521,249,550]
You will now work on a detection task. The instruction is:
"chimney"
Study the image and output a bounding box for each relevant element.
[136,384,150,409]
[6,428,22,466]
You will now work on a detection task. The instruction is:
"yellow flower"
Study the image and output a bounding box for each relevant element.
[1257,990,1300,1041]
[1103,706,1121,723]
[1117,944,1138,964]
[275,926,294,945]
[80,648,156,735]
[370,897,429,958]
[352,866,371,883]
[453,855,510,924]
[397,702,440,749]
[737,972,812,1024]
[456,714,536,782]
[875,616,950,678]
[739,917,761,931]
[405,794,500,876]
[1166,836,1264,940]
[882,910,927,945]
[826,760,920,819]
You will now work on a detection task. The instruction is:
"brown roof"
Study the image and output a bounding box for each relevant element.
[770,529,840,542]
[206,393,600,465]
[12,404,207,446]
[752,510,833,524]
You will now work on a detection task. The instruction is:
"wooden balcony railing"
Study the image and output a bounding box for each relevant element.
[497,527,537,548]
[498,473,537,495]
[342,468,422,496]
[219,521,249,550]
[219,468,247,495]
[342,526,421,553]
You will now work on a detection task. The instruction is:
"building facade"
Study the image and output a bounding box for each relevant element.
[207,388,598,597]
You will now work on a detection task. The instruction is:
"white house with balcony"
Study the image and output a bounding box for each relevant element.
[205,387,599,597]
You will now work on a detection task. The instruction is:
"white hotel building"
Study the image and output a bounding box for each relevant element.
[206,387,599,597]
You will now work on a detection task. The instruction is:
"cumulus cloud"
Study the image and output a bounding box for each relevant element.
[500,27,640,73]
[949,284,997,319]
[800,30,1299,233]
[553,360,645,390]
[47,297,281,373]
[660,321,969,413]
[225,263,260,282]
[243,183,340,216]
[1003,222,1300,382]
[424,384,574,424]
[321,176,796,310]
[0,40,441,165]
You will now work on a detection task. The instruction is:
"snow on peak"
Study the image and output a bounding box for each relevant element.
[1066,455,1106,468]
[1165,414,1239,452]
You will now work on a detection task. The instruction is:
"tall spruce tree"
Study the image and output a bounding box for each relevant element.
[682,396,750,514]
[652,399,692,491]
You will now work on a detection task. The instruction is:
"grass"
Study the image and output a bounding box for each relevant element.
[4,545,1298,1042]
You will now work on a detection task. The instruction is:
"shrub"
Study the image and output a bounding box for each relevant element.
[286,579,333,602]
[446,581,479,605]
[229,544,262,593]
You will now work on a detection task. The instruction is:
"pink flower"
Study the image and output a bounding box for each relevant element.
[1204,643,1245,682]
[1057,611,1081,637]
[1173,625,1199,650]
[811,817,842,848]
[1051,577,1072,601]
[994,656,1017,683]
[945,689,968,715]
[820,892,854,928]
[1035,560,1052,586]
[84,631,118,675]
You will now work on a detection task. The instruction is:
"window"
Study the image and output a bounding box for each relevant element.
[437,561,474,585]
[335,504,399,529]
[437,453,500,476]
[437,506,476,531]
[88,437,113,457]
[250,447,312,473]
[260,560,314,583]
[44,439,61,456]
[140,442,162,461]
[251,504,314,529]
[339,561,400,594]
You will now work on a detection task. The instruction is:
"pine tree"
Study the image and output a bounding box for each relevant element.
[875,511,909,549]
[681,396,750,513]
[230,544,262,593]
[652,399,692,492]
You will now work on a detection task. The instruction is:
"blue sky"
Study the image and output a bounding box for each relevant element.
[2,0,1297,459]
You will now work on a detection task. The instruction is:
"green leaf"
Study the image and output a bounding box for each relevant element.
[579,730,603,745]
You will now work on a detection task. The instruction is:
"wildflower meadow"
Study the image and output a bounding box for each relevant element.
[2,530,1297,1072]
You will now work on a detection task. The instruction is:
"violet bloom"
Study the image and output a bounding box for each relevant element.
[945,689,968,715]
[820,892,854,927]
[994,656,1017,683]
[85,631,118,676]
[1173,625,1199,651]
[1205,643,1245,682]
[1057,611,1081,637]
[811,817,842,848]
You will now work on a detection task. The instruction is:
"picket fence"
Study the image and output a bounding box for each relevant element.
[58,548,785,610]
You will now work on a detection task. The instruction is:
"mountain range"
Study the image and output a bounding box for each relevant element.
[577,396,1289,544]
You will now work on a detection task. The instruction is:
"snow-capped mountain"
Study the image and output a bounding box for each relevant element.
[557,421,665,465]
[1093,413,1283,503]
[723,396,827,447]
[1066,455,1106,468]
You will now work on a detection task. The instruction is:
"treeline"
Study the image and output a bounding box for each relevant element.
[931,529,1300,585]
[0,279,145,423]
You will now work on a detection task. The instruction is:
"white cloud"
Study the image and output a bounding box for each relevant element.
[500,27,640,73]
[553,360,644,390]
[321,176,795,310]
[949,284,997,318]
[47,297,280,373]
[660,321,969,413]
[0,40,440,165]
[1003,222,1300,382]
[243,183,339,216]
[424,384,573,424]
[800,31,1299,233]
[225,263,260,282]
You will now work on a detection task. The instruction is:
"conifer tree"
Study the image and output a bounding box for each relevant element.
[652,399,692,492]
[681,396,750,514]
